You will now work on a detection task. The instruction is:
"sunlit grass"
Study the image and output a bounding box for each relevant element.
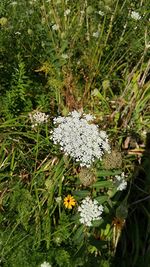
[0,0,150,266]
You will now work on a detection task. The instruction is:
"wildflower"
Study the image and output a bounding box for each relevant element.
[54,236,61,245]
[78,197,103,227]
[64,9,71,16]
[29,111,49,128]
[51,111,110,167]
[103,150,122,170]
[61,53,69,59]
[83,114,95,121]
[92,31,99,38]
[114,172,127,191]
[56,196,62,203]
[98,10,104,16]
[91,88,100,97]
[130,11,141,20]
[52,24,59,31]
[40,262,52,267]
[78,167,96,186]
[15,32,21,35]
[64,195,76,209]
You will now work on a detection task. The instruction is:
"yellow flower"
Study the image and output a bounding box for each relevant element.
[64,195,76,209]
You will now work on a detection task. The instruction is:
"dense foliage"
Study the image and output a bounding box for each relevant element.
[0,0,150,266]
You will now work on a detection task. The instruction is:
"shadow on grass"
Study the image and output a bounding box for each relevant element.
[112,133,150,267]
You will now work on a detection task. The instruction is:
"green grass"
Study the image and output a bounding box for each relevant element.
[0,0,150,266]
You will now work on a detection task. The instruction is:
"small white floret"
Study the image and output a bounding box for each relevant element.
[64,9,71,16]
[40,261,52,267]
[114,172,127,191]
[130,11,141,20]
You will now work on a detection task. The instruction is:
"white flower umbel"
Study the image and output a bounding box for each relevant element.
[78,197,103,227]
[51,111,110,167]
[29,111,49,128]
[114,172,127,191]
[130,11,141,20]
[40,262,52,267]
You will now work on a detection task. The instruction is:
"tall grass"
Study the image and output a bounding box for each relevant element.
[0,0,150,266]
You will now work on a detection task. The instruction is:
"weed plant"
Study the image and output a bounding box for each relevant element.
[0,0,150,266]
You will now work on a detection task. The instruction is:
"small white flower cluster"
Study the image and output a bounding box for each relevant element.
[29,111,49,128]
[61,53,69,59]
[114,172,127,191]
[51,111,110,167]
[55,196,62,203]
[95,10,104,16]
[64,9,71,16]
[15,31,21,35]
[92,31,99,38]
[40,262,52,267]
[78,197,103,227]
[98,10,104,16]
[130,11,141,20]
[52,24,59,31]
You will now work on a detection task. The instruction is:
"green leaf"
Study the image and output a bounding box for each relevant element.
[91,180,113,188]
[73,225,85,245]
[103,224,111,236]
[73,190,90,197]
[89,236,107,250]
[95,196,109,204]
[97,170,122,177]
[92,219,103,227]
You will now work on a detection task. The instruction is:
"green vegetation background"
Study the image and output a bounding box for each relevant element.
[0,0,150,266]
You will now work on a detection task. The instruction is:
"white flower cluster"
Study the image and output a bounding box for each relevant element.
[61,53,69,59]
[92,31,99,38]
[51,111,110,167]
[130,11,141,20]
[64,9,71,16]
[114,172,127,191]
[52,24,59,31]
[40,262,52,267]
[78,197,103,227]
[29,111,49,128]
[98,10,104,16]
[95,10,104,16]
